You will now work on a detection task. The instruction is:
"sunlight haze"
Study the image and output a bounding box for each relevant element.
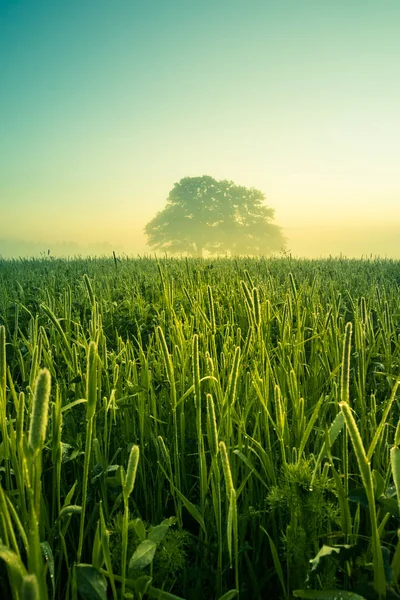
[1,0,399,257]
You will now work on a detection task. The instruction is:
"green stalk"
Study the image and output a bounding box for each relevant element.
[0,326,11,491]
[220,442,239,591]
[193,334,206,516]
[24,369,52,600]
[77,341,97,563]
[157,326,181,521]
[121,445,140,599]
[340,402,386,598]
[28,369,51,519]
[0,325,6,405]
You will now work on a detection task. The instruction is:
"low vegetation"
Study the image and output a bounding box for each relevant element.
[0,255,400,599]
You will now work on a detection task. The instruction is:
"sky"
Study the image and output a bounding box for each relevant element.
[1,0,400,258]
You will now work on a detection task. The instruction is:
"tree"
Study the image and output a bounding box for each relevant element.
[144,175,286,257]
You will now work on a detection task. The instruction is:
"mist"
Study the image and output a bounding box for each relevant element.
[2,219,399,260]
[0,238,121,259]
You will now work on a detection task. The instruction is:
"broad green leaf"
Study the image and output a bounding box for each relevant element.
[75,565,107,600]
[129,540,157,571]
[148,524,170,543]
[161,517,176,527]
[305,544,362,586]
[132,518,147,543]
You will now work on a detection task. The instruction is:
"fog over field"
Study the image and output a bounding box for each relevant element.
[1,221,400,259]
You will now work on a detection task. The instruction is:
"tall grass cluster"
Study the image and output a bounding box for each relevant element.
[1,255,400,599]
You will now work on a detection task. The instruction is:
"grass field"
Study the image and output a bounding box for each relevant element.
[1,255,400,600]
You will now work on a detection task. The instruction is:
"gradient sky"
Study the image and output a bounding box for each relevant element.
[1,0,400,257]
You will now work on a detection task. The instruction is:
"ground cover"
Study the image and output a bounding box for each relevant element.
[0,256,400,599]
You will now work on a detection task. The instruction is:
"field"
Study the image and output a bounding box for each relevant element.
[1,256,400,600]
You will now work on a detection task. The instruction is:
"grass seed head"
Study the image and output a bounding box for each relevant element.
[219,441,234,497]
[28,369,51,454]
[86,341,98,420]
[206,394,218,458]
[124,444,140,499]
[341,322,353,404]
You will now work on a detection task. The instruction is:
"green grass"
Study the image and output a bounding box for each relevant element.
[0,255,400,599]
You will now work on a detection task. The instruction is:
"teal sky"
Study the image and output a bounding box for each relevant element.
[1,0,400,257]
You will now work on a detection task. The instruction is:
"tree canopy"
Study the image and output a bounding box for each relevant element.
[144,175,286,257]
